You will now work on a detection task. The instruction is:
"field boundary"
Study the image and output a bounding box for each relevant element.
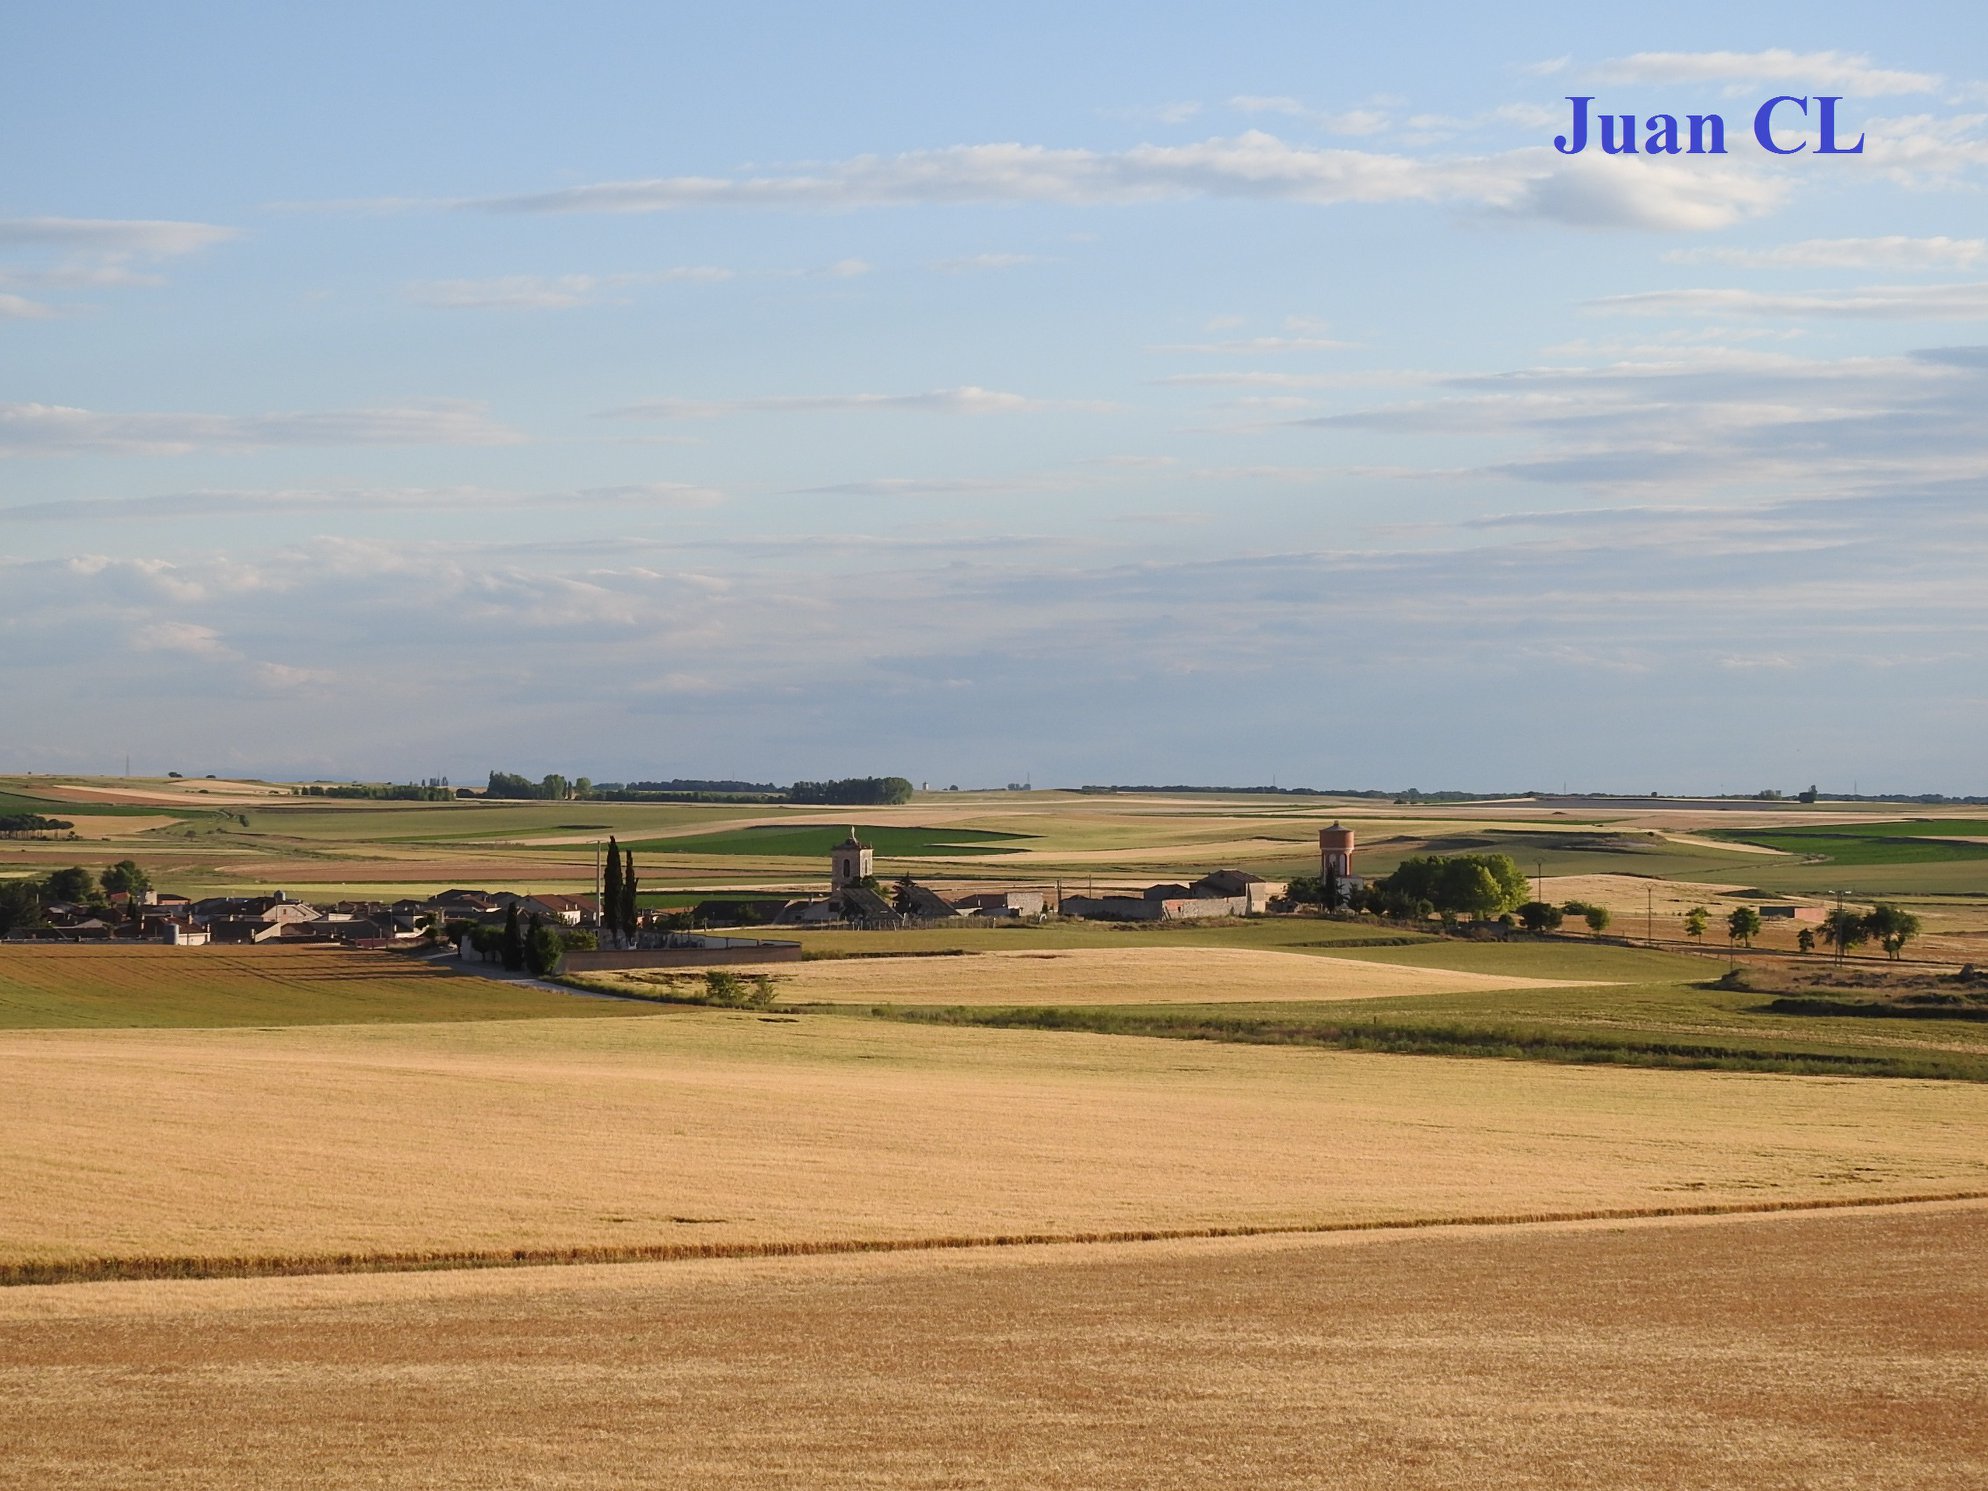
[9,1188,1987,1289]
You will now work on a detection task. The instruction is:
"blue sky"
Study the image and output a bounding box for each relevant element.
[4,2,1986,791]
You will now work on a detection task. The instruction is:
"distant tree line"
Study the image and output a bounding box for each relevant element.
[1079,785,1501,802]
[295,783,456,801]
[0,813,75,837]
[484,771,913,806]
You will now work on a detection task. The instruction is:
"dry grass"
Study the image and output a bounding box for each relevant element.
[598,946,1605,1007]
[6,1013,1988,1274]
[2,1203,1982,1488]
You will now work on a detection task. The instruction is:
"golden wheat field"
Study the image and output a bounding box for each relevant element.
[6,1010,1988,1276]
[2,1202,1982,1490]
[599,945,1606,1006]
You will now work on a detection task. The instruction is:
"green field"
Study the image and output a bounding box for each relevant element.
[768,917,1987,1081]
[626,824,1032,858]
[854,972,1988,1083]
[0,789,197,820]
[0,946,645,1029]
[1711,821,1988,866]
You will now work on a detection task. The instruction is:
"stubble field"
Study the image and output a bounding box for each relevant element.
[2,1202,1982,1489]
[6,1009,1988,1281]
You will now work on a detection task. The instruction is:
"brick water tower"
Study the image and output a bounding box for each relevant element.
[1319,822,1355,880]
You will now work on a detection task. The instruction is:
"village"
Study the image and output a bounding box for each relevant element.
[4,826,1370,950]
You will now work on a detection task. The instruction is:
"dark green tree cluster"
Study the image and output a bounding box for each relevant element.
[0,860,157,934]
[1557,899,1611,936]
[0,813,74,836]
[1374,854,1529,920]
[787,777,915,806]
[1821,903,1921,960]
[296,783,453,801]
[1516,901,1564,933]
[485,771,577,800]
[601,838,639,946]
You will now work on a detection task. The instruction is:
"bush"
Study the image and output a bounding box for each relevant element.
[703,970,778,1008]
[1517,901,1564,933]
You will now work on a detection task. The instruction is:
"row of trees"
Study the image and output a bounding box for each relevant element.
[1683,902,1922,958]
[1514,900,1612,935]
[475,905,588,977]
[485,771,915,806]
[0,813,75,837]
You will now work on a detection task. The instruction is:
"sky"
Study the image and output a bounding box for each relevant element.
[4,1,1986,793]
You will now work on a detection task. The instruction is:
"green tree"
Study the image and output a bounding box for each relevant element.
[1382,853,1527,919]
[0,877,45,935]
[45,866,98,904]
[1517,900,1563,934]
[1821,906,1868,960]
[526,916,563,978]
[1796,926,1816,954]
[1583,904,1611,937]
[1864,903,1921,961]
[1726,906,1762,948]
[501,903,525,971]
[1322,860,1341,912]
[100,859,151,896]
[1684,906,1709,942]
[892,874,919,915]
[1282,873,1325,907]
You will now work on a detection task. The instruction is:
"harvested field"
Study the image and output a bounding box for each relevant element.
[605,945,1612,1006]
[0,945,640,1029]
[2,1203,1982,1489]
[5,1013,1987,1276]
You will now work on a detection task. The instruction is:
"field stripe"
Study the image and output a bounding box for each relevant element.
[8,1188,1988,1288]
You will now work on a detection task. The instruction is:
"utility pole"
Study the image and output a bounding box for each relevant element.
[1536,860,1544,906]
[1647,883,1654,944]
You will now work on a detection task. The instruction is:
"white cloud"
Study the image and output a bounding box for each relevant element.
[1591,50,1940,97]
[1592,281,1988,319]
[0,264,166,289]
[135,621,231,656]
[0,217,240,255]
[1149,334,1354,354]
[1498,151,1787,232]
[459,132,1783,231]
[929,252,1047,272]
[1861,112,1988,186]
[0,399,524,458]
[0,292,57,320]
[1666,236,1987,270]
[605,386,1106,419]
[407,267,733,309]
[1289,344,1988,497]
[1100,101,1203,125]
[2,481,724,523]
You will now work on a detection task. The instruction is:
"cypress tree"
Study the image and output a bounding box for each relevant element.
[602,837,623,945]
[620,849,638,945]
[501,902,525,971]
[1323,861,1340,913]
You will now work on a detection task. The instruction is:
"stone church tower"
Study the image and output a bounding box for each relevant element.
[831,828,874,889]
